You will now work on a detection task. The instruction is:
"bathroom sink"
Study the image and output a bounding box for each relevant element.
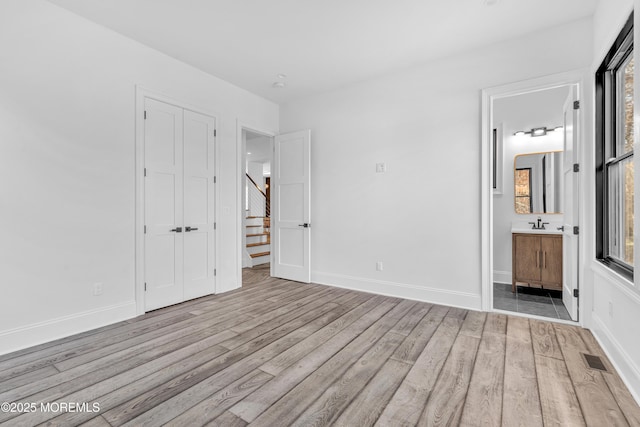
[511,223,563,235]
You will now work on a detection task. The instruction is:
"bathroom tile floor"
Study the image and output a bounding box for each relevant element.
[493,282,572,321]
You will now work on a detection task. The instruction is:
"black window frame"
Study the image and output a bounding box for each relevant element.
[595,12,634,280]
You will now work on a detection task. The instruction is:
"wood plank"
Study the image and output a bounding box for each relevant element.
[4,343,231,426]
[390,304,448,364]
[530,319,563,360]
[258,295,389,376]
[247,300,416,427]
[164,370,273,426]
[206,411,247,427]
[229,298,399,423]
[554,324,629,426]
[227,287,343,335]
[375,316,463,426]
[0,314,245,405]
[77,415,113,427]
[578,328,640,426]
[388,301,427,336]
[419,334,481,426]
[459,310,487,338]
[334,358,412,427]
[459,332,505,426]
[290,331,406,426]
[0,280,293,380]
[535,354,585,426]
[0,311,197,380]
[0,365,58,394]
[102,302,341,426]
[111,303,357,427]
[483,313,507,335]
[502,316,543,427]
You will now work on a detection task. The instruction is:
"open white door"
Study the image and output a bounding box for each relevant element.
[272,130,311,283]
[562,86,579,321]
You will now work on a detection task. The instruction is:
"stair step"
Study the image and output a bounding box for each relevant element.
[247,242,270,248]
[250,251,270,258]
[246,225,262,228]
[246,216,266,219]
[247,232,269,237]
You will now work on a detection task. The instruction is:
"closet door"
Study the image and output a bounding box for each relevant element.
[144,98,185,311]
[183,110,216,300]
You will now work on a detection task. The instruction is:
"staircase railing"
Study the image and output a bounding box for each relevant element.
[246,173,270,217]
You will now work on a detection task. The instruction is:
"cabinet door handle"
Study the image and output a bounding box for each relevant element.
[536,251,539,268]
[543,251,546,268]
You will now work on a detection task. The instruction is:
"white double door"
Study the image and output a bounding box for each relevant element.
[144,98,216,311]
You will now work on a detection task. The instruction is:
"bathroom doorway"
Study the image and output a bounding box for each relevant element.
[481,71,585,323]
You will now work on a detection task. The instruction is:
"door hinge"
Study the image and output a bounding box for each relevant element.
[214,269,217,276]
[144,225,147,234]
[214,176,216,184]
[214,129,217,137]
[144,110,147,120]
[573,288,579,298]
[573,226,579,235]
[573,163,579,172]
[144,168,147,177]
[144,282,147,291]
[573,100,580,110]
[214,222,217,230]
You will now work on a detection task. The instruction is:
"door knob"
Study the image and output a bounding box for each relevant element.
[170,227,183,233]
[298,223,310,228]
[185,226,199,232]
[557,226,564,231]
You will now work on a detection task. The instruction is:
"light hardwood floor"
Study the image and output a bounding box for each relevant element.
[1,266,639,426]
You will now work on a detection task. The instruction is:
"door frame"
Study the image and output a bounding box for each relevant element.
[480,69,589,324]
[236,120,277,286]
[135,86,220,315]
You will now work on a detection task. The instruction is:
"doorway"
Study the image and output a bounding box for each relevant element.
[481,71,586,323]
[241,129,274,272]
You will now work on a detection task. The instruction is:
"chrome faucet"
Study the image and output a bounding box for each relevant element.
[528,217,549,230]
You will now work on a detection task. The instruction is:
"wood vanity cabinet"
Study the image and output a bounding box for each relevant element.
[512,233,562,292]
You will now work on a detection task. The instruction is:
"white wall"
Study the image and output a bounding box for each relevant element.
[0,0,278,354]
[492,88,567,283]
[280,18,593,309]
[583,0,640,403]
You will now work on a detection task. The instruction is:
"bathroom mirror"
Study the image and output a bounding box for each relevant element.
[514,151,563,214]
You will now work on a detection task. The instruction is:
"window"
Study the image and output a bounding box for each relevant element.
[596,13,634,279]
[515,168,532,214]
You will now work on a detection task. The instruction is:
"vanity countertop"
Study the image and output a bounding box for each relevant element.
[511,226,563,235]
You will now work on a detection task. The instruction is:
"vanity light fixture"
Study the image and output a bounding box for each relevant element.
[513,126,563,137]
[531,127,547,137]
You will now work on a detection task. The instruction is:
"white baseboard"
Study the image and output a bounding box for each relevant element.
[311,271,481,311]
[493,270,512,285]
[591,313,640,406]
[0,301,137,356]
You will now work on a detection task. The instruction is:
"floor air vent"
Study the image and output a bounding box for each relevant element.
[582,353,608,372]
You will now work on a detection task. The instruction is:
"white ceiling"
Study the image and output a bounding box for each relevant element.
[47,0,597,104]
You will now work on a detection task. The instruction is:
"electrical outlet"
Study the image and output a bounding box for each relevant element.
[93,283,103,296]
[608,301,613,317]
[376,261,384,271]
[375,163,386,173]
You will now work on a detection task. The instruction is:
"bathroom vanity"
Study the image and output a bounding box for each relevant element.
[512,230,562,293]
